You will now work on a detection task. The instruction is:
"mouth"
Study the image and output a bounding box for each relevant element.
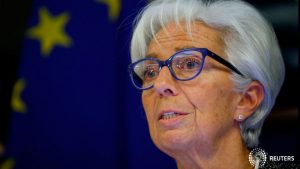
[158,110,190,124]
[160,112,182,120]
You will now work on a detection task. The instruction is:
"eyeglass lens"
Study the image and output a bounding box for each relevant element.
[132,50,204,89]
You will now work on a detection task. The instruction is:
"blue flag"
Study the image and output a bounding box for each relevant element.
[4,0,176,169]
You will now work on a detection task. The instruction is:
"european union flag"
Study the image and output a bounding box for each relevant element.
[3,0,176,169]
[1,0,175,169]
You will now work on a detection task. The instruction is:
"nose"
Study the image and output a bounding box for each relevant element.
[153,66,179,97]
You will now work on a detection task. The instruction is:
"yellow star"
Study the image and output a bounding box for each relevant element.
[11,79,27,113]
[0,158,15,169]
[27,7,72,57]
[96,0,121,21]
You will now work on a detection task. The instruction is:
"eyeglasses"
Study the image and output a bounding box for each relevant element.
[128,48,244,90]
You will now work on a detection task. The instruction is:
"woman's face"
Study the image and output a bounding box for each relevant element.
[142,21,240,156]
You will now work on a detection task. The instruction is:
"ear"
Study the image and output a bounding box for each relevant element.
[234,81,264,122]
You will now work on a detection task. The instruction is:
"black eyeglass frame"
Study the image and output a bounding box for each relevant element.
[128,48,244,90]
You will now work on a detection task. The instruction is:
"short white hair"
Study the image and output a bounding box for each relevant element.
[130,0,285,148]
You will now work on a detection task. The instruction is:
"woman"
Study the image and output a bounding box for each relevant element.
[128,0,285,168]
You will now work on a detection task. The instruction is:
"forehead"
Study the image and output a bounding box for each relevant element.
[147,21,225,57]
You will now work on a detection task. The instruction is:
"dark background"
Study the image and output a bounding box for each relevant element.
[0,0,298,168]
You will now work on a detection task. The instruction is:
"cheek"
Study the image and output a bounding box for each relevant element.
[142,92,156,123]
[142,92,160,143]
[142,93,150,115]
[181,78,236,137]
[183,74,236,114]
[180,81,213,111]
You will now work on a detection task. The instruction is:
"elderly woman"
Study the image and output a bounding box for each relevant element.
[128,0,285,168]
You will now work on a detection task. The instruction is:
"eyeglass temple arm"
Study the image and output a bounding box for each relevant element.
[208,52,245,77]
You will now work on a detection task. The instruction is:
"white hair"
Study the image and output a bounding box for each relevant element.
[130,0,285,148]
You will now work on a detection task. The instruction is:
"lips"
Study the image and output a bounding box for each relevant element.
[160,112,179,120]
[158,110,189,120]
[157,110,190,127]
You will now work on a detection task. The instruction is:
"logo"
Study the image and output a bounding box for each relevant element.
[249,148,267,168]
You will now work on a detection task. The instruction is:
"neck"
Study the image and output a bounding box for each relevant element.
[174,126,254,169]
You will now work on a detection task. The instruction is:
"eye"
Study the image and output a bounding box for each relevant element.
[175,56,201,71]
[144,65,159,81]
[185,60,197,69]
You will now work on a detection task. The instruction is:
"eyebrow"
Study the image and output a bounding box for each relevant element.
[146,53,157,58]
[146,45,198,58]
[174,45,197,51]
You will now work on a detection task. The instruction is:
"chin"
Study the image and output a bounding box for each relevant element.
[153,129,192,155]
